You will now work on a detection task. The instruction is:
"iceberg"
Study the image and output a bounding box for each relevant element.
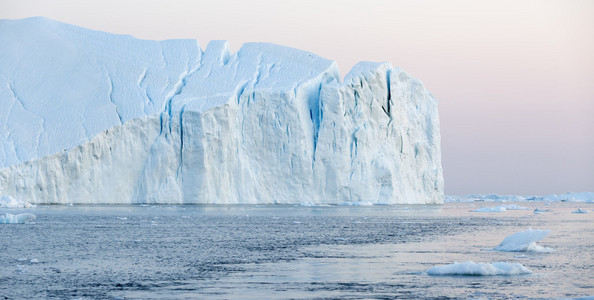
[472,206,507,212]
[494,228,554,253]
[0,17,443,205]
[471,204,529,212]
[447,192,594,203]
[427,261,532,276]
[0,213,36,224]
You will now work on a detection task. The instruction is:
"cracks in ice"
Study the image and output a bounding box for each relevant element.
[236,55,278,106]
[138,68,154,111]
[156,48,203,186]
[8,82,33,121]
[311,81,325,162]
[162,52,203,135]
[350,128,359,159]
[6,80,45,158]
[176,104,186,180]
[106,71,124,125]
[98,64,124,125]
[159,46,168,69]
[3,82,16,131]
[235,80,250,105]
[385,68,392,117]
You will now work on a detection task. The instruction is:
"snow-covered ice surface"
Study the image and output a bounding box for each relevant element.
[0,17,442,205]
[426,261,532,276]
[1,202,592,299]
[0,212,36,224]
[494,228,554,252]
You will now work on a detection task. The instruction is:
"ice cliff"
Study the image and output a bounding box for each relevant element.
[0,17,443,204]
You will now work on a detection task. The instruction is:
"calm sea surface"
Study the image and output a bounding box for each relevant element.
[1,202,592,299]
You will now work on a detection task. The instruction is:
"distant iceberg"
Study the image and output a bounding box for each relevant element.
[471,204,529,212]
[494,228,554,253]
[447,192,594,203]
[427,261,532,276]
[0,213,36,224]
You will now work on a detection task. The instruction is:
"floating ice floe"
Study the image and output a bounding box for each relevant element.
[471,204,529,212]
[0,213,36,224]
[533,208,552,214]
[427,261,532,276]
[494,228,554,252]
[572,208,589,214]
[0,195,35,208]
[472,206,507,212]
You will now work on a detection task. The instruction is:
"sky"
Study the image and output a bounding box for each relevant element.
[1,0,592,195]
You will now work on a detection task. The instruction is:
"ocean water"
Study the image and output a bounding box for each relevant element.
[0,202,592,299]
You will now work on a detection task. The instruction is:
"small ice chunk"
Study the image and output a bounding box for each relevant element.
[0,195,35,208]
[533,208,552,214]
[572,208,589,214]
[299,202,330,207]
[30,259,39,263]
[338,201,373,206]
[0,213,36,224]
[427,261,532,276]
[472,206,507,212]
[503,204,530,210]
[494,228,554,252]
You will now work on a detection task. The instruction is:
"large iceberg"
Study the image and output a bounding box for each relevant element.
[0,17,443,204]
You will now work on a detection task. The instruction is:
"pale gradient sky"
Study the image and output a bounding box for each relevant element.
[1,0,592,195]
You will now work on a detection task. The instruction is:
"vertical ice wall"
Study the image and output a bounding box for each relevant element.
[0,17,443,204]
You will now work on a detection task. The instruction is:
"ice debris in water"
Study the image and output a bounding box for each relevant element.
[338,201,374,206]
[494,228,554,252]
[572,208,589,214]
[0,195,35,208]
[471,204,529,212]
[299,202,330,207]
[0,213,36,224]
[427,261,532,276]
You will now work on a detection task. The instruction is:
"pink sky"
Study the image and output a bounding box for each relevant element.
[1,0,592,195]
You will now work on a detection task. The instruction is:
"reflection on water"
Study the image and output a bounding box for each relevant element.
[0,202,592,299]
